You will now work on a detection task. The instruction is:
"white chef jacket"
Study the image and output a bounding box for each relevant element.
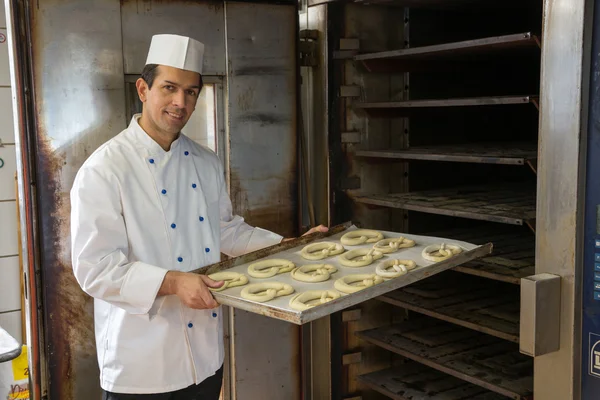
[70,114,283,394]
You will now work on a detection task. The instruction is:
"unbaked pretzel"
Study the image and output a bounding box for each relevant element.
[207,271,249,292]
[290,264,337,283]
[422,243,462,262]
[247,259,295,278]
[240,282,294,303]
[289,290,341,311]
[338,248,383,267]
[340,229,384,246]
[373,237,415,254]
[301,242,345,260]
[376,259,417,278]
[334,274,384,294]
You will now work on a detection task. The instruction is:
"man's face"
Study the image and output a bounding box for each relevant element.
[137,65,201,137]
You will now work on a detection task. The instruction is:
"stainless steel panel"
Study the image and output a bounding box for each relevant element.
[225,1,298,238]
[121,0,226,75]
[520,273,561,357]
[27,1,126,399]
[536,0,591,397]
[224,4,298,398]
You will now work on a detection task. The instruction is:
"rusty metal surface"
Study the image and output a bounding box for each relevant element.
[121,0,226,75]
[226,2,298,239]
[28,1,127,399]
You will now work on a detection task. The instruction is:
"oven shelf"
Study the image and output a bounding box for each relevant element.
[355,142,537,166]
[353,184,536,226]
[378,272,520,342]
[355,32,540,73]
[425,226,535,284]
[356,316,533,399]
[358,361,510,400]
[353,96,538,117]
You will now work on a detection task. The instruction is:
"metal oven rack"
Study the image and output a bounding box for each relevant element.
[328,0,542,398]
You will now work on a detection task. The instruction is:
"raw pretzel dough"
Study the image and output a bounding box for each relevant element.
[340,229,384,246]
[207,271,249,291]
[376,259,417,278]
[289,290,341,311]
[240,282,294,303]
[291,264,337,283]
[338,248,383,267]
[247,258,295,278]
[301,242,345,260]
[422,243,462,262]
[373,237,415,254]
[334,274,384,294]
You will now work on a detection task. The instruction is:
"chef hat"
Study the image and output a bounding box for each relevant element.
[145,34,204,74]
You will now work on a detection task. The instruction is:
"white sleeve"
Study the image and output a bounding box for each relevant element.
[218,171,283,257]
[70,166,167,315]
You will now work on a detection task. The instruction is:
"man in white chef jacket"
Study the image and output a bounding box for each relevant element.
[70,34,326,400]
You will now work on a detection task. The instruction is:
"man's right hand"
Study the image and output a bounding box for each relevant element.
[158,271,224,309]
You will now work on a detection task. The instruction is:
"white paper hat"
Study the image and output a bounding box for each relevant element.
[145,34,204,74]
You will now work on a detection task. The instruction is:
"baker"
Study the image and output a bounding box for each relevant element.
[70,34,327,400]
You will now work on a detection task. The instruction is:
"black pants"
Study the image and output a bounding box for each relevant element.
[102,365,224,400]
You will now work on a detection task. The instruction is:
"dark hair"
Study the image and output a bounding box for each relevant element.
[141,64,204,90]
[141,64,160,89]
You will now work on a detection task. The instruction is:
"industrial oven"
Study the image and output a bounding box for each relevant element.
[3,0,594,399]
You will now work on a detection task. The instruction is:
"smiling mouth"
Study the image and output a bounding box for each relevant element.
[166,111,184,120]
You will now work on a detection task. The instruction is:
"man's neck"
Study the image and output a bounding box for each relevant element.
[138,114,178,152]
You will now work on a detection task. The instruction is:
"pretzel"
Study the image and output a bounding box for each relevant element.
[301,242,345,260]
[376,259,417,278]
[247,259,295,278]
[290,264,337,283]
[207,271,249,291]
[289,290,341,311]
[373,237,415,254]
[334,274,384,294]
[338,248,383,267]
[240,282,294,303]
[422,243,462,262]
[340,229,384,246]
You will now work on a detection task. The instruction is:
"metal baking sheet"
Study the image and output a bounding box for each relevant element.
[193,223,493,325]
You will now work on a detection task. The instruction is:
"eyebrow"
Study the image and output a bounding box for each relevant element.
[164,80,201,90]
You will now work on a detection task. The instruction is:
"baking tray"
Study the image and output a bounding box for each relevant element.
[193,222,493,325]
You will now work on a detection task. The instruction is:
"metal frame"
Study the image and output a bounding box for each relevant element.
[536,0,593,398]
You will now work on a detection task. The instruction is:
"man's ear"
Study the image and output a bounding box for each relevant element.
[136,78,148,103]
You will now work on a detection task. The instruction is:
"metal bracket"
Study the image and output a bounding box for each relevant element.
[342,309,362,322]
[342,352,362,365]
[520,273,561,356]
[340,176,361,190]
[339,86,361,98]
[299,29,318,67]
[341,131,362,144]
